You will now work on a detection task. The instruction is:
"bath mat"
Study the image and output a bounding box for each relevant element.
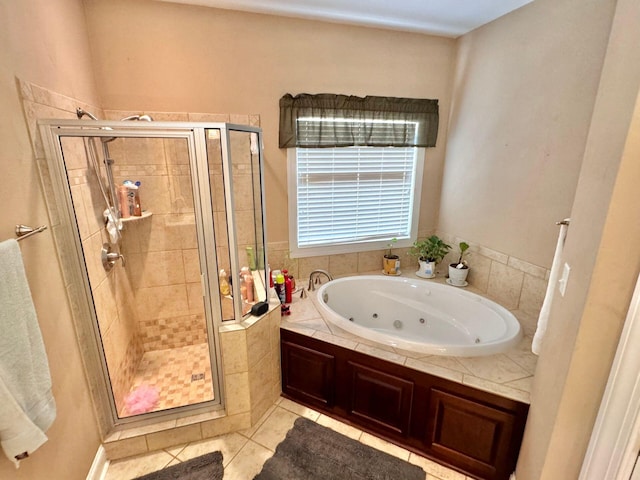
[253,417,426,480]
[133,451,223,480]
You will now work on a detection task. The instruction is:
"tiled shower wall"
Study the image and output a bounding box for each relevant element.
[107,134,208,351]
[267,232,550,315]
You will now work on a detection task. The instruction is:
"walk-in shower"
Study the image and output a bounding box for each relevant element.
[39,117,267,425]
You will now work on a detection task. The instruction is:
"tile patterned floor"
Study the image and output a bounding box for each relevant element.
[105,397,476,480]
[119,343,214,417]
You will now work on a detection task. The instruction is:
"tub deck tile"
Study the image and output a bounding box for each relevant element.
[312,330,358,350]
[355,343,406,366]
[462,375,530,404]
[457,354,530,385]
[403,358,464,383]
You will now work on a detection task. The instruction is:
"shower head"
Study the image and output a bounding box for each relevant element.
[76,108,99,121]
[120,114,154,122]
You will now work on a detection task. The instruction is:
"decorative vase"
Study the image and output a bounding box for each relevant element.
[448,264,469,286]
[416,259,436,279]
[383,255,400,275]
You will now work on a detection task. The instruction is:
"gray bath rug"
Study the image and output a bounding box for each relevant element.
[254,417,426,480]
[133,451,223,480]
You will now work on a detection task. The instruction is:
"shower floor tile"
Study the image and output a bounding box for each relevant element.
[121,343,214,417]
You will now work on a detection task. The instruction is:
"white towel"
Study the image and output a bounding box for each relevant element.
[532,221,570,355]
[0,239,56,466]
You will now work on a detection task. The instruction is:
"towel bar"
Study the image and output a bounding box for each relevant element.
[15,224,48,241]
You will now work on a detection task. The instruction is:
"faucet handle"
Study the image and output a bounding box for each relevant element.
[101,243,125,271]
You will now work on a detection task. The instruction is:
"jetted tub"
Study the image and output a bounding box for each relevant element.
[313,275,522,357]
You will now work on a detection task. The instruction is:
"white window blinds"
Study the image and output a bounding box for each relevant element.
[294,145,419,248]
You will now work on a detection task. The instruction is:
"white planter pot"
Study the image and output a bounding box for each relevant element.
[448,264,469,286]
[416,259,437,279]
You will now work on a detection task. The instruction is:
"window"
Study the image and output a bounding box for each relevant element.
[288,119,424,257]
[280,93,438,257]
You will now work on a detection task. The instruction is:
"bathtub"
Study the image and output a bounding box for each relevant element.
[312,275,522,357]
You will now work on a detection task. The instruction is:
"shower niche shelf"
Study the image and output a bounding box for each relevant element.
[120,211,152,223]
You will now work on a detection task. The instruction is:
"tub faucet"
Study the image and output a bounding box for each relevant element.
[308,269,333,291]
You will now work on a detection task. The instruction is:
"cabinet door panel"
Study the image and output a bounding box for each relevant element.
[427,388,516,479]
[281,340,335,408]
[348,362,414,436]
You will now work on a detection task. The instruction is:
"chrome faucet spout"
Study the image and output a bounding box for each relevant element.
[308,269,333,291]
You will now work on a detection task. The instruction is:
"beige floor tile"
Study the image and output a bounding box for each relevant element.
[359,432,411,461]
[104,450,174,480]
[316,414,363,440]
[239,404,276,438]
[250,406,299,451]
[223,439,273,480]
[176,432,248,466]
[278,397,321,420]
[104,398,482,480]
[408,453,466,480]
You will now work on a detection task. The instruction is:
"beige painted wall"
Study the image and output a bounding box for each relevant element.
[83,0,457,245]
[441,0,616,268]
[0,0,102,478]
[440,0,640,477]
[518,0,640,476]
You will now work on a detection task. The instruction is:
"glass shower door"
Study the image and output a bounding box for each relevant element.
[56,131,220,420]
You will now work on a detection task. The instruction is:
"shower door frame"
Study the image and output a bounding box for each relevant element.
[39,120,265,429]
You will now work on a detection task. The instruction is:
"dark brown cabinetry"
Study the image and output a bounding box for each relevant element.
[280,329,529,480]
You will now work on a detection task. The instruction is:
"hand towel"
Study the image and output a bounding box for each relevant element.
[0,239,56,466]
[532,221,569,355]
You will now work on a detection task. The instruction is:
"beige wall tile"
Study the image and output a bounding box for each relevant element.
[103,436,148,460]
[249,352,276,411]
[475,245,509,264]
[357,250,385,273]
[189,113,230,122]
[519,274,548,315]
[187,282,205,315]
[182,248,201,283]
[246,317,270,368]
[467,253,492,292]
[487,261,525,310]
[127,250,186,287]
[201,412,251,438]
[135,284,189,321]
[146,424,202,451]
[225,372,251,415]
[328,253,359,277]
[299,255,330,280]
[221,329,249,374]
[136,214,184,252]
[508,256,548,279]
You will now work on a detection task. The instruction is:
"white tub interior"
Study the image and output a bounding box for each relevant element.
[313,275,522,357]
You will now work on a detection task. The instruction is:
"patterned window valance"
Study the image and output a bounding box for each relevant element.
[279,93,439,148]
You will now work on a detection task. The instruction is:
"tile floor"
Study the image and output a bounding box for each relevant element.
[119,343,214,417]
[105,396,474,480]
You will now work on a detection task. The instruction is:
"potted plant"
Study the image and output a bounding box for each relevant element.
[408,235,451,279]
[383,238,400,275]
[448,241,470,286]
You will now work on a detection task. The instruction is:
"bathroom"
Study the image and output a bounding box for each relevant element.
[1,0,640,478]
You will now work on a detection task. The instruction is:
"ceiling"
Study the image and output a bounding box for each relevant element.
[156,0,535,37]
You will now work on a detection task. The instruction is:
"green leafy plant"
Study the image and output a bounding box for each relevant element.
[454,241,470,267]
[385,237,398,258]
[408,235,451,263]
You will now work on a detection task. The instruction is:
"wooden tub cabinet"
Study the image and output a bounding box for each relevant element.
[280,329,529,480]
